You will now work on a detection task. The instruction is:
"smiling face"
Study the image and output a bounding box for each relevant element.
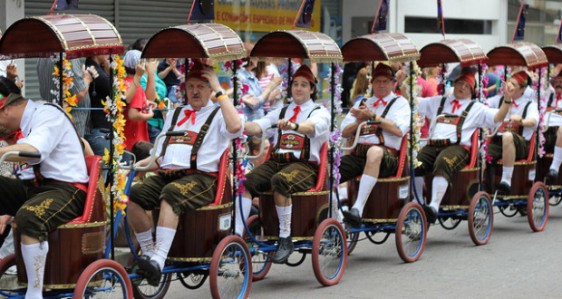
[453,79,473,100]
[507,77,526,99]
[371,75,394,99]
[186,78,211,109]
[291,76,314,105]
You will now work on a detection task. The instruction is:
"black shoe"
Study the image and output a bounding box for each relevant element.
[271,237,294,264]
[497,181,511,195]
[342,208,362,228]
[423,205,437,225]
[137,255,162,287]
[547,169,559,181]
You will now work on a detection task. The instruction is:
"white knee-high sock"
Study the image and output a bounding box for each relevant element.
[135,230,154,258]
[352,175,377,216]
[551,146,562,171]
[430,176,448,212]
[235,196,253,236]
[151,226,176,270]
[21,242,48,299]
[414,176,425,203]
[276,205,292,238]
[501,166,514,186]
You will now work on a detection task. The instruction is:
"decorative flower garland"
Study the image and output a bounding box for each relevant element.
[401,61,423,168]
[478,63,489,102]
[102,54,128,213]
[327,63,344,187]
[537,66,549,158]
[51,55,78,114]
[224,60,249,194]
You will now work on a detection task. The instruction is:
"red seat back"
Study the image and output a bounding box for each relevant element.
[466,130,479,169]
[208,148,230,206]
[308,142,328,192]
[70,155,104,224]
[390,134,409,178]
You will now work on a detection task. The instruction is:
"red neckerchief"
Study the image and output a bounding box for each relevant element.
[451,99,461,113]
[289,105,301,122]
[373,98,387,108]
[177,109,196,126]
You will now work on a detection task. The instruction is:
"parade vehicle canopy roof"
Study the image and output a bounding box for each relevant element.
[417,39,487,67]
[141,23,246,62]
[250,30,342,63]
[0,14,124,59]
[541,44,562,64]
[0,30,6,61]
[487,42,548,69]
[341,33,419,63]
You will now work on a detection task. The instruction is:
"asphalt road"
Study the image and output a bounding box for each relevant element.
[166,203,562,299]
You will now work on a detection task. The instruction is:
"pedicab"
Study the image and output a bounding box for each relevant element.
[113,23,252,299]
[485,42,549,232]
[242,30,348,286]
[416,38,494,245]
[339,32,427,261]
[537,43,562,206]
[0,14,132,298]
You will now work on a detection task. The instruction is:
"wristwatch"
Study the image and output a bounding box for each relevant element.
[215,90,225,98]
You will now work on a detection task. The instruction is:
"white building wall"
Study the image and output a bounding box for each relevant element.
[343,0,508,52]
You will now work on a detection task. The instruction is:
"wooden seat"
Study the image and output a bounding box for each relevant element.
[425,131,480,209]
[167,149,232,262]
[15,155,106,288]
[487,132,537,197]
[347,135,410,222]
[260,142,329,240]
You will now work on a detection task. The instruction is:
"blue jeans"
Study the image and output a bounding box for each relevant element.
[85,128,110,156]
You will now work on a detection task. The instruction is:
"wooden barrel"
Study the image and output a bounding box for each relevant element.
[14,223,106,288]
[537,154,562,186]
[486,161,536,197]
[156,180,233,262]
[260,191,329,240]
[425,168,479,208]
[347,177,410,222]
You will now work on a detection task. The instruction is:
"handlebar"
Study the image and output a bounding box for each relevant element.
[340,121,379,151]
[0,151,41,165]
[245,124,277,160]
[119,132,177,171]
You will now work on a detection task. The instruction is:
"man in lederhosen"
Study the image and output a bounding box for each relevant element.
[337,63,410,228]
[0,92,89,299]
[487,70,538,194]
[414,71,511,223]
[543,72,562,179]
[128,62,243,286]
[237,65,330,264]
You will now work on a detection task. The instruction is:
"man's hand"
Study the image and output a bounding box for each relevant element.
[350,105,374,122]
[146,59,159,75]
[277,118,295,131]
[510,114,523,125]
[0,215,12,235]
[503,81,517,100]
[201,68,222,92]
[6,64,18,81]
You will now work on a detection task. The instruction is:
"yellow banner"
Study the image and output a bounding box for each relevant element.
[215,0,321,32]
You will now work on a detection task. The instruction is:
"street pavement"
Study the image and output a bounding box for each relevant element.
[167,203,562,299]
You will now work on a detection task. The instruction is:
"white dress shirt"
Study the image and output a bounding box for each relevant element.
[340,92,410,151]
[254,99,330,163]
[487,94,538,141]
[18,101,88,183]
[156,100,244,172]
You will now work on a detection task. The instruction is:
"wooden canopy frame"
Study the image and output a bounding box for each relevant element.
[487,42,548,69]
[418,39,487,67]
[141,23,246,62]
[250,30,342,63]
[541,44,562,64]
[0,14,124,59]
[341,33,419,63]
